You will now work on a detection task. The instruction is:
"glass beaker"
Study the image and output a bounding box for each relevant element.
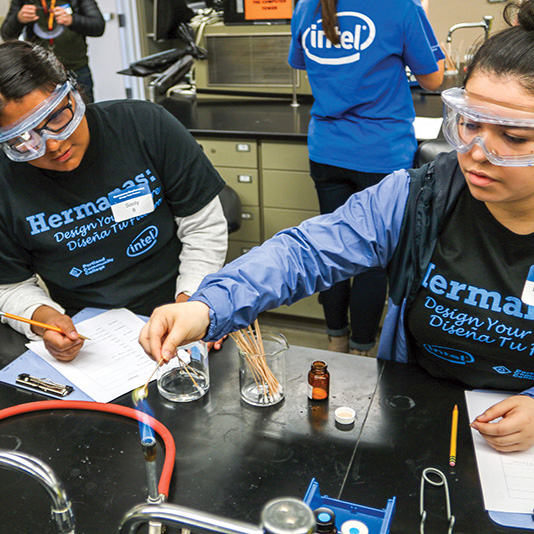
[238,331,288,407]
[157,341,209,402]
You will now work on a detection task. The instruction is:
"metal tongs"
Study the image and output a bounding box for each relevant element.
[420,467,455,534]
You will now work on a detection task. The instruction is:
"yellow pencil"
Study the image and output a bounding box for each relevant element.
[0,311,90,341]
[449,404,459,467]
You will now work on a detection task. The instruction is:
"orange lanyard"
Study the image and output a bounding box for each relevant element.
[38,0,56,44]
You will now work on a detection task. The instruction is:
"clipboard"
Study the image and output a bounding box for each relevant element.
[0,308,147,401]
[489,511,534,530]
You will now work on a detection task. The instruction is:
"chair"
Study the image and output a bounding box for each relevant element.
[413,138,454,167]
[219,185,242,234]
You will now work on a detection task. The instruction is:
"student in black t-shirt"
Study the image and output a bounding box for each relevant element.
[139,0,534,452]
[0,40,228,361]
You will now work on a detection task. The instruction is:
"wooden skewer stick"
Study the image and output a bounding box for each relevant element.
[231,323,281,401]
[176,354,200,390]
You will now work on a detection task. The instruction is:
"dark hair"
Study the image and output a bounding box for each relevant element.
[465,0,534,93]
[318,0,339,45]
[0,40,67,113]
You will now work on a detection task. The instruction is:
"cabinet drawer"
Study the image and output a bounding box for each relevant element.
[197,138,257,168]
[262,170,319,211]
[231,207,261,242]
[270,294,324,320]
[226,240,260,264]
[262,141,309,171]
[264,208,320,239]
[217,167,259,206]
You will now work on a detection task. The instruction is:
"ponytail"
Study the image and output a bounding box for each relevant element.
[319,0,339,45]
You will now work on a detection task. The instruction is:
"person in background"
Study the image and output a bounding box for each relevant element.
[287,0,444,355]
[0,40,227,361]
[1,0,105,102]
[141,0,534,452]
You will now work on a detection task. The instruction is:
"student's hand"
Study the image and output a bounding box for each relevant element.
[470,395,534,452]
[173,293,224,351]
[31,305,85,361]
[139,301,211,362]
[207,335,227,352]
[17,4,38,24]
[52,6,73,26]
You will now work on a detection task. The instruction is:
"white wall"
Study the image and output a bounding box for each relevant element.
[0,0,11,34]
[87,0,129,101]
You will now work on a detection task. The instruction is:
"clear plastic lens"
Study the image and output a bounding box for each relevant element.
[442,87,534,167]
[0,88,85,162]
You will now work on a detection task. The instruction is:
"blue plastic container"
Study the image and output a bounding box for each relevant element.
[303,478,396,534]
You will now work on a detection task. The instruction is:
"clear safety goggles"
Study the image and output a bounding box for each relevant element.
[0,80,85,162]
[441,87,534,167]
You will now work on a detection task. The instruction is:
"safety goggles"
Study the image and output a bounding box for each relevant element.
[0,80,85,162]
[441,87,534,167]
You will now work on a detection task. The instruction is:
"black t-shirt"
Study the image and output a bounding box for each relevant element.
[407,189,534,391]
[0,100,224,316]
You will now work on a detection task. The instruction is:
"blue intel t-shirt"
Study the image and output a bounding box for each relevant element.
[288,0,444,173]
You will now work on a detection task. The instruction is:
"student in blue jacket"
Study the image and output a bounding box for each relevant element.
[287,0,444,355]
[141,0,534,452]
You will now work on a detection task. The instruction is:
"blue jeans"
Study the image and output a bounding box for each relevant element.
[310,160,388,351]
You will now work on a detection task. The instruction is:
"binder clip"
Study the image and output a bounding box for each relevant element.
[420,467,455,534]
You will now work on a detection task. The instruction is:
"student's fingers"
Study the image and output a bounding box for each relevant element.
[471,396,534,451]
[139,302,211,362]
[471,397,516,424]
[51,314,84,341]
[206,336,226,352]
[139,306,189,362]
[18,5,38,22]
[478,430,525,452]
[139,319,165,362]
[42,330,84,361]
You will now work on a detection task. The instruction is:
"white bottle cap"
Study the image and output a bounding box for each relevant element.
[340,519,369,534]
[334,407,356,425]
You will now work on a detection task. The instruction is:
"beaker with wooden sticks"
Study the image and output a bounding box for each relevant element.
[232,323,288,407]
[156,341,210,402]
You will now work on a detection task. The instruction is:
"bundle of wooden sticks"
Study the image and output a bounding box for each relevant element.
[230,319,281,403]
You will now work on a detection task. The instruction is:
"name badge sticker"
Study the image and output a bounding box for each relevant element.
[521,265,534,307]
[108,183,154,223]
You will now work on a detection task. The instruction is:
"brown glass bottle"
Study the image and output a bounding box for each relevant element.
[308,360,330,400]
[313,507,337,534]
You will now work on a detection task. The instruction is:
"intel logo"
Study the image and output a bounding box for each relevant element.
[302,12,376,65]
[423,344,475,365]
[127,226,158,257]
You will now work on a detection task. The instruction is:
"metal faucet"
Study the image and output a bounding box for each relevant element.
[446,15,494,43]
[119,497,315,534]
[0,449,75,534]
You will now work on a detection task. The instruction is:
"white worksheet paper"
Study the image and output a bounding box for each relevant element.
[26,308,154,403]
[465,389,534,514]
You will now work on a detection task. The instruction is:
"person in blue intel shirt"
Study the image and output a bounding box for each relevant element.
[141,0,534,452]
[286,0,444,357]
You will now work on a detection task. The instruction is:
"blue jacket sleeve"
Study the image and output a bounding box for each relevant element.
[192,170,411,340]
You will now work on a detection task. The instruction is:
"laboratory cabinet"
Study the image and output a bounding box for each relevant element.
[195,136,323,320]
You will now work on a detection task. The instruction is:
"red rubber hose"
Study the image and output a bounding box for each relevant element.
[0,400,175,497]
